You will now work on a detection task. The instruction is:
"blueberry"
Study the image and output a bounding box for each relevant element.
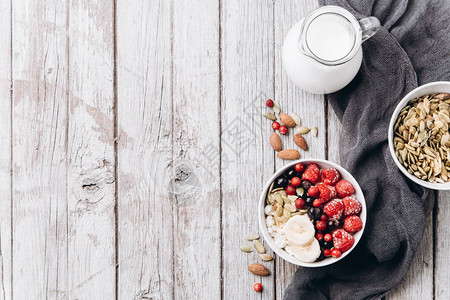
[316,253,326,261]
[307,207,321,220]
[274,176,288,188]
[327,219,339,230]
[302,180,312,190]
[320,240,333,249]
[305,197,314,207]
[286,169,297,178]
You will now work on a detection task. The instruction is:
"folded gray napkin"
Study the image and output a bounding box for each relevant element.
[284,0,450,299]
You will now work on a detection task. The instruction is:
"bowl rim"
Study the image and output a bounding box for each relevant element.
[258,158,367,268]
[388,81,450,190]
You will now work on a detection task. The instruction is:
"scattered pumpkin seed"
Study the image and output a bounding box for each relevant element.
[253,240,266,254]
[297,126,310,134]
[259,254,273,261]
[245,234,260,241]
[240,245,252,253]
[263,112,277,121]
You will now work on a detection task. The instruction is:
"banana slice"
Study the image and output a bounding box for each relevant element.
[281,214,315,246]
[285,238,321,263]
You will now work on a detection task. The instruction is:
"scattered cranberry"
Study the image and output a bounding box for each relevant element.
[295,198,305,209]
[324,233,332,242]
[291,177,301,187]
[295,163,304,173]
[320,214,328,221]
[272,121,280,130]
[286,185,296,195]
[266,99,274,108]
[331,249,342,258]
[308,186,320,198]
[312,199,322,207]
[279,125,288,135]
[316,220,327,231]
[254,283,263,292]
[315,232,324,241]
[323,249,331,257]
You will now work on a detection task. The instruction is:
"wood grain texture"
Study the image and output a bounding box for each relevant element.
[435,191,450,300]
[274,1,324,298]
[171,0,221,298]
[12,0,68,298]
[0,0,11,298]
[116,0,173,298]
[220,0,276,298]
[67,0,116,298]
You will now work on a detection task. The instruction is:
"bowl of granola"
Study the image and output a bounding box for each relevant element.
[388,81,450,190]
[258,159,366,267]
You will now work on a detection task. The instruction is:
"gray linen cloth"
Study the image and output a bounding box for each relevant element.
[284,0,450,299]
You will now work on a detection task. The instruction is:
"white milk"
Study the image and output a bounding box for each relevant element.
[305,13,354,61]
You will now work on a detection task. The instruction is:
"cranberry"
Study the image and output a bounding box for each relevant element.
[323,249,331,257]
[312,199,323,207]
[295,163,304,173]
[324,233,332,242]
[266,99,274,108]
[279,125,288,135]
[316,220,327,231]
[308,186,320,198]
[286,185,296,195]
[320,214,328,221]
[315,232,324,241]
[331,249,342,258]
[295,198,305,209]
[291,177,301,187]
[254,283,262,292]
[272,121,280,130]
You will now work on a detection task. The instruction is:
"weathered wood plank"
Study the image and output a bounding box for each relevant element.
[274,1,324,298]
[11,0,68,298]
[0,0,12,298]
[67,0,116,298]
[435,191,450,300]
[171,0,221,298]
[116,0,173,298]
[220,1,276,298]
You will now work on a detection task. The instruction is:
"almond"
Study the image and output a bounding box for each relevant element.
[270,132,282,152]
[248,263,270,276]
[280,113,296,127]
[277,149,300,160]
[293,134,308,151]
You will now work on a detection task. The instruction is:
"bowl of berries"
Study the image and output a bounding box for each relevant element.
[258,159,366,267]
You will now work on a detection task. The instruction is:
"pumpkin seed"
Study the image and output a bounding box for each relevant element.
[253,240,266,254]
[284,203,296,213]
[240,245,253,253]
[296,187,304,195]
[263,112,277,121]
[276,206,283,217]
[259,254,273,261]
[291,112,301,126]
[245,234,260,241]
[274,193,284,205]
[297,126,310,134]
[282,196,291,204]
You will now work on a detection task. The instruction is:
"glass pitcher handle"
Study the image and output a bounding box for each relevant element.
[359,17,381,42]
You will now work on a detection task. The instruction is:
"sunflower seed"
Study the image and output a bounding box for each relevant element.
[311,126,318,137]
[284,203,296,213]
[276,206,283,217]
[274,193,284,205]
[273,101,281,115]
[291,112,301,126]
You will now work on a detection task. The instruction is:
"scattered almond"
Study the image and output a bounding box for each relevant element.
[280,113,296,127]
[270,132,282,152]
[277,149,300,160]
[248,263,270,276]
[293,134,308,151]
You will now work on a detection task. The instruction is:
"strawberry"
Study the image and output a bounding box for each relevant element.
[342,196,362,216]
[332,229,355,253]
[320,168,340,186]
[323,199,344,221]
[343,215,363,233]
[317,183,336,202]
[335,180,355,198]
[302,163,320,184]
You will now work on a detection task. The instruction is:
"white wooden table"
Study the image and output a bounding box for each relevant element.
[0,0,448,299]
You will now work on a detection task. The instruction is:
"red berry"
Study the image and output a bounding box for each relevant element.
[266,99,274,108]
[302,163,320,184]
[317,183,336,202]
[307,186,320,197]
[320,214,328,221]
[295,163,304,173]
[316,220,327,231]
[295,198,305,209]
[254,283,262,292]
[323,249,331,257]
[315,232,324,241]
[286,185,296,195]
[279,125,288,135]
[320,168,340,186]
[324,233,332,242]
[323,199,344,221]
[343,215,363,233]
[331,249,342,258]
[342,196,362,216]
[272,121,280,130]
[291,177,301,187]
[332,229,355,253]
[313,199,325,207]
[335,180,355,198]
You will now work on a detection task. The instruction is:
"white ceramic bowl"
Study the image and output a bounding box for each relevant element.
[388,81,450,190]
[258,159,366,267]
